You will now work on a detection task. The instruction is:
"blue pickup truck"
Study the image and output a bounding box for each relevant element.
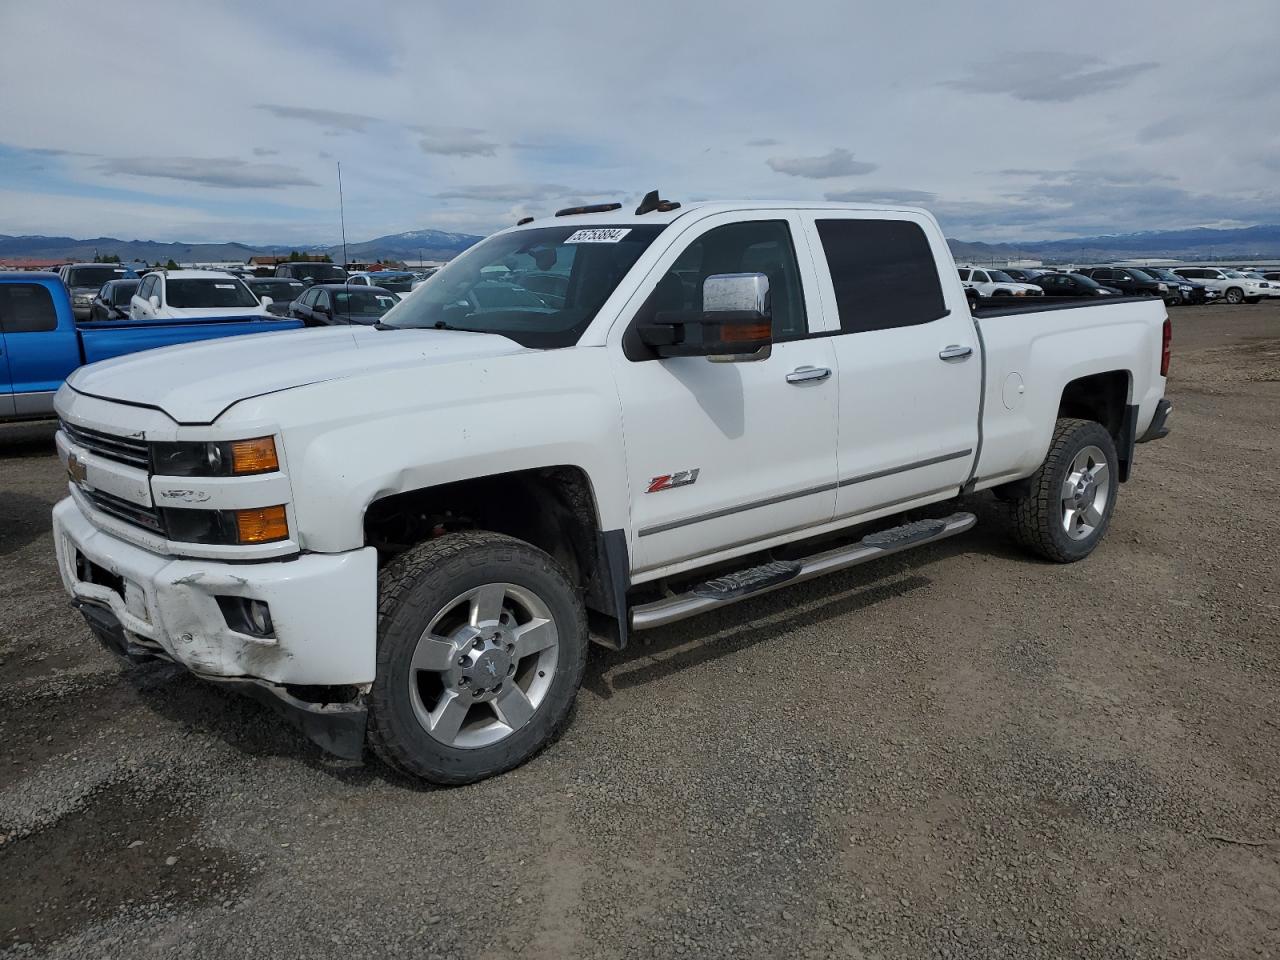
[1,273,302,423]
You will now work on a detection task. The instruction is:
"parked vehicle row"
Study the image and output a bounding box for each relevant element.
[959,263,1271,307]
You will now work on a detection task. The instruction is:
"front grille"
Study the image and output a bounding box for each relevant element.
[61,421,150,470]
[82,488,165,534]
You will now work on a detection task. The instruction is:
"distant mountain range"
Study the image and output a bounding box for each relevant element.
[3,223,1280,266]
[946,224,1280,263]
[0,228,484,264]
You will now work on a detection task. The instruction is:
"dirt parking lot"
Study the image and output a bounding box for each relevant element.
[1,302,1277,959]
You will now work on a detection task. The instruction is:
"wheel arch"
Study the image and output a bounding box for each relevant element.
[361,465,628,630]
[1056,369,1136,481]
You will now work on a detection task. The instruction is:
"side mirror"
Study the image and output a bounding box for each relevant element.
[637,272,773,362]
[260,296,273,307]
[148,295,160,309]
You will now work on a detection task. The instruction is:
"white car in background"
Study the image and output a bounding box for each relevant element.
[1172,267,1269,305]
[1238,272,1280,298]
[958,267,1045,297]
[130,271,275,319]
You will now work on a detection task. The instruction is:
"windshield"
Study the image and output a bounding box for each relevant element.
[1126,268,1154,281]
[67,266,128,288]
[381,224,667,348]
[289,263,347,282]
[1146,269,1177,281]
[1071,273,1104,289]
[1224,271,1246,279]
[988,270,1015,282]
[165,278,261,308]
[334,289,398,316]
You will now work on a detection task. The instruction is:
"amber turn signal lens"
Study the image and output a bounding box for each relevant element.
[719,321,771,343]
[230,436,279,474]
[234,505,289,544]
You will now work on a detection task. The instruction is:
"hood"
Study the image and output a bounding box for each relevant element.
[67,325,529,424]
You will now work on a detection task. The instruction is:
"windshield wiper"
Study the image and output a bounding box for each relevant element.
[374,320,479,333]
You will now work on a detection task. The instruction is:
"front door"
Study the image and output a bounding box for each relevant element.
[800,212,981,523]
[610,213,840,576]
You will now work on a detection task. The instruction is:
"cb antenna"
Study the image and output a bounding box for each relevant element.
[338,161,348,270]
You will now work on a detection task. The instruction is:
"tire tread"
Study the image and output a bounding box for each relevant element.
[1010,418,1112,563]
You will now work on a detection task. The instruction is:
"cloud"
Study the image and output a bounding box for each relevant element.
[415,125,499,157]
[97,156,319,189]
[435,183,619,202]
[945,53,1158,102]
[252,147,279,157]
[746,138,780,147]
[254,104,379,133]
[824,188,938,204]
[766,148,876,179]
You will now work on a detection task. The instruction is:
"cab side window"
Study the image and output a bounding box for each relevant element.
[814,219,948,335]
[639,220,808,341]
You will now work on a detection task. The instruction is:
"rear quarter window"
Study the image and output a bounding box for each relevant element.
[0,283,58,333]
[814,219,947,335]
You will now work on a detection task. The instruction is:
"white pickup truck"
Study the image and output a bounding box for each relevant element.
[51,195,1172,784]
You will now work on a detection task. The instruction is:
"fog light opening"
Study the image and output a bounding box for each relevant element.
[216,596,276,639]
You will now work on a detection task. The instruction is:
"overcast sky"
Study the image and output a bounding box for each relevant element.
[2,0,1278,245]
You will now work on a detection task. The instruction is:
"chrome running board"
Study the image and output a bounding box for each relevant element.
[630,512,976,630]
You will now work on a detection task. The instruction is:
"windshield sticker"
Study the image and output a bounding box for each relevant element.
[565,228,631,244]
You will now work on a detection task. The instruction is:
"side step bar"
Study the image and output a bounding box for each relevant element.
[630,512,976,630]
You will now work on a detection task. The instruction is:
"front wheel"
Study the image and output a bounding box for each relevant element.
[1224,286,1244,305]
[1009,418,1118,563]
[367,531,587,784]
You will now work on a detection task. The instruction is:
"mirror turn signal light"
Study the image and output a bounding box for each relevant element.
[719,321,771,343]
[230,437,279,475]
[234,505,289,544]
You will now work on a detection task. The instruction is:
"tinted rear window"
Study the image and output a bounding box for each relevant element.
[815,219,947,334]
[165,279,260,309]
[0,283,58,333]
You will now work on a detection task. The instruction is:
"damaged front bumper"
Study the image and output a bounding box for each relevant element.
[53,496,377,759]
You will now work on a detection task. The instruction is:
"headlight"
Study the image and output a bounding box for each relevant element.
[1157,283,1168,292]
[151,436,279,476]
[163,504,289,544]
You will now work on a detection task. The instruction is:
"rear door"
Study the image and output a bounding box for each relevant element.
[610,212,839,574]
[800,212,981,523]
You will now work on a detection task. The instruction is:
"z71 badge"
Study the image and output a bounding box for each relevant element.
[647,469,700,494]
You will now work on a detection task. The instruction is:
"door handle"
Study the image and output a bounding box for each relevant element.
[938,345,974,361]
[786,366,831,384]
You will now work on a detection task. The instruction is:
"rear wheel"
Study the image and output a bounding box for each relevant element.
[1224,286,1244,305]
[367,531,587,784]
[1009,418,1117,563]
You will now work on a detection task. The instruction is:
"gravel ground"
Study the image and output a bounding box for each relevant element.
[1,302,1278,959]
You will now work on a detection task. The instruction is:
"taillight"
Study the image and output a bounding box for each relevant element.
[1161,317,1171,377]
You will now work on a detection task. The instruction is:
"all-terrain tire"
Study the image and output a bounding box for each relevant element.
[1010,418,1118,563]
[367,531,587,785]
